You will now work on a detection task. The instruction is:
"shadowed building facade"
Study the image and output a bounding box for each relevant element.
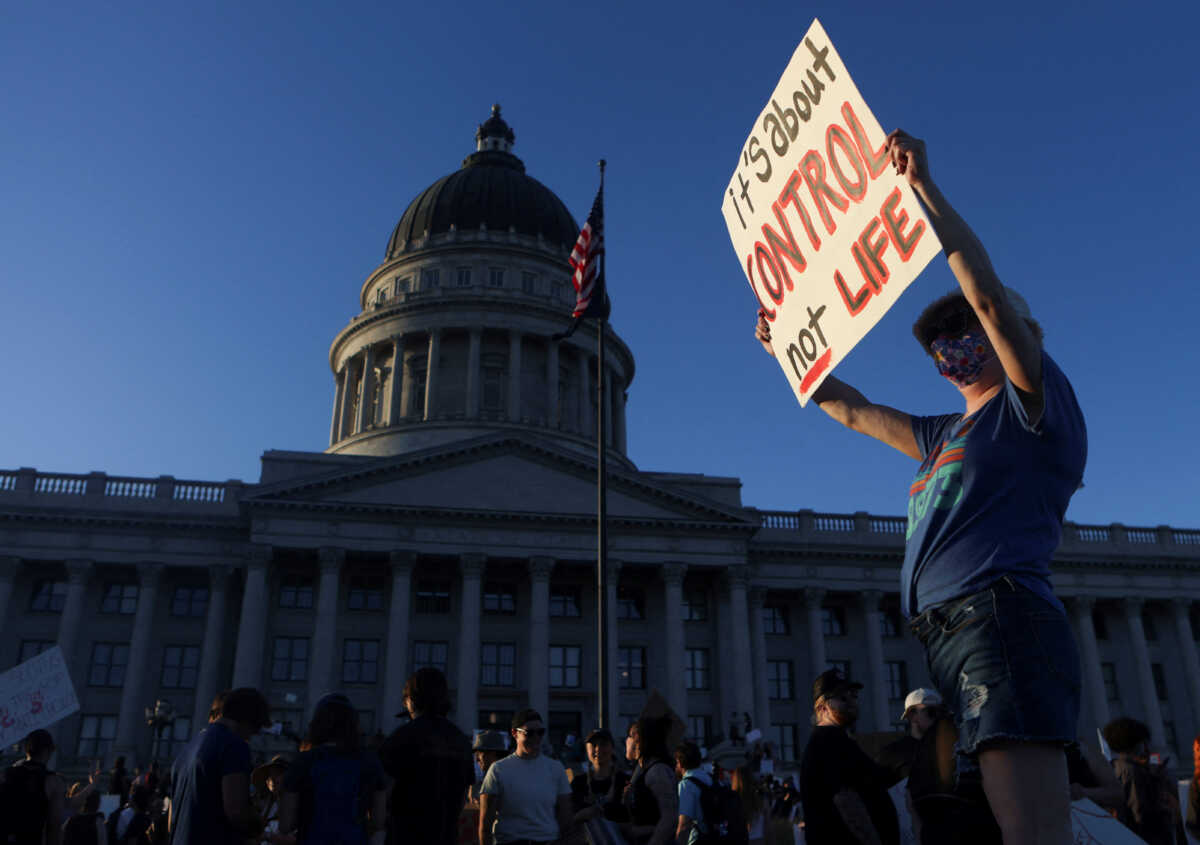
[2,107,1199,771]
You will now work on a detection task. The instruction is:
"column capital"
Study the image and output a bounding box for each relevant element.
[749,586,767,608]
[723,566,751,591]
[1170,596,1195,612]
[1070,594,1098,612]
[318,547,346,574]
[208,564,233,592]
[860,589,883,608]
[660,562,687,587]
[136,562,165,589]
[246,545,272,571]
[605,559,623,581]
[0,556,21,580]
[64,559,94,584]
[460,553,487,579]
[389,549,418,574]
[527,556,556,581]
[803,587,827,609]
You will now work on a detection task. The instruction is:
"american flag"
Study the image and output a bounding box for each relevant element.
[569,185,607,319]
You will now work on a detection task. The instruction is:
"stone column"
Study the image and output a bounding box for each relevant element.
[724,568,756,724]
[455,554,485,732]
[0,557,19,637]
[507,331,522,421]
[1123,598,1166,747]
[193,565,232,730]
[577,349,590,434]
[604,560,622,728]
[660,564,688,721]
[466,329,482,418]
[804,588,827,683]
[308,547,344,716]
[861,591,889,731]
[1170,598,1200,730]
[546,338,559,428]
[355,345,376,434]
[423,330,441,421]
[748,586,771,737]
[114,563,164,759]
[1070,596,1110,730]
[527,557,555,719]
[57,559,93,675]
[330,368,346,445]
[232,547,271,688]
[338,360,358,441]
[381,551,415,727]
[387,336,405,426]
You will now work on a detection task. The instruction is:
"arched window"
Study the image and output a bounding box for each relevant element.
[482,353,505,416]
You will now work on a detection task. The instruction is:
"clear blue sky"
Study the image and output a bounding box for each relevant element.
[3,1,1197,529]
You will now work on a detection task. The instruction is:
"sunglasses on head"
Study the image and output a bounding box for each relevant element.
[516,727,546,737]
[920,307,977,348]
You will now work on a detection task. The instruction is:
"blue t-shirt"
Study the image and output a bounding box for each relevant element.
[678,769,711,845]
[901,351,1086,617]
[169,721,253,845]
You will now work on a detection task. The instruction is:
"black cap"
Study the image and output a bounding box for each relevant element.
[511,708,543,729]
[811,668,863,705]
[584,728,614,746]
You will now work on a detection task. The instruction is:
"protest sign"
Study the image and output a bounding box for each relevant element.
[0,646,79,749]
[722,19,941,405]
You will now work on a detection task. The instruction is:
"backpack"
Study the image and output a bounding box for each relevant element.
[684,776,749,845]
[63,812,102,845]
[0,760,51,843]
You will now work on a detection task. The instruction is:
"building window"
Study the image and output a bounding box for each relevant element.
[347,579,384,612]
[550,586,581,617]
[161,646,200,689]
[1165,720,1178,751]
[482,353,505,413]
[879,609,902,638]
[552,281,566,302]
[687,715,711,745]
[885,661,908,706]
[30,580,67,612]
[617,587,644,620]
[408,359,427,417]
[826,659,851,679]
[158,716,192,759]
[342,639,379,684]
[549,646,581,688]
[683,590,708,622]
[771,723,798,762]
[618,646,646,690]
[685,649,710,690]
[1093,609,1109,640]
[394,276,411,295]
[100,583,138,615]
[375,287,388,305]
[279,579,314,610]
[88,643,129,687]
[412,641,447,674]
[456,267,472,287]
[17,640,54,666]
[271,638,309,682]
[767,660,793,700]
[549,711,581,751]
[482,582,516,615]
[488,268,505,288]
[1152,663,1169,701]
[481,643,517,687]
[76,715,118,759]
[420,268,440,290]
[1141,610,1158,641]
[763,605,788,634]
[521,272,537,294]
[821,607,847,637]
[415,581,450,614]
[1102,662,1119,702]
[171,586,209,618]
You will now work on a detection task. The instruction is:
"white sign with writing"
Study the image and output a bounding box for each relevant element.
[0,646,79,749]
[722,18,941,405]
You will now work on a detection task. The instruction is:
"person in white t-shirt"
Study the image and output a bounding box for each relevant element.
[478,709,572,845]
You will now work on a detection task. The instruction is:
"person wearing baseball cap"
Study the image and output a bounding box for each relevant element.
[569,728,628,824]
[799,668,898,845]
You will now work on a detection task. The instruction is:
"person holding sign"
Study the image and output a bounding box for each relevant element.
[755,129,1086,845]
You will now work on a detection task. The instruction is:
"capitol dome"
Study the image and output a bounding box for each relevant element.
[325,105,635,466]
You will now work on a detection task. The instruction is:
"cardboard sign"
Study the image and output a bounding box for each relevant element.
[722,19,941,405]
[0,646,79,750]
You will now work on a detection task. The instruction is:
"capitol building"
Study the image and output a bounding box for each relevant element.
[2,107,1199,771]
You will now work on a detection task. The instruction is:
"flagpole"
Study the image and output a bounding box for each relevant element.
[595,159,609,730]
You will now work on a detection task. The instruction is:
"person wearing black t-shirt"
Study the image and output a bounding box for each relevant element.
[800,669,899,845]
[571,728,629,824]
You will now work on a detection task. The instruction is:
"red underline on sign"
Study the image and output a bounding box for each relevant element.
[800,349,833,394]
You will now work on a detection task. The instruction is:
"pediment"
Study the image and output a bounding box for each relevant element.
[248,436,749,525]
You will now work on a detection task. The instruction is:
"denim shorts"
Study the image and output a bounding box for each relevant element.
[909,576,1081,757]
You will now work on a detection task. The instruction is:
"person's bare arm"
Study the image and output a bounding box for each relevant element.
[479,792,498,845]
[832,790,883,845]
[222,772,262,837]
[887,130,1043,420]
[755,312,919,459]
[45,773,66,845]
[676,814,694,845]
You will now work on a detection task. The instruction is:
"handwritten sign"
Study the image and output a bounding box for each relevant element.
[0,646,79,749]
[722,19,941,405]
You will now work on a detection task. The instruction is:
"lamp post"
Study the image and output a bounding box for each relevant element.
[144,699,176,762]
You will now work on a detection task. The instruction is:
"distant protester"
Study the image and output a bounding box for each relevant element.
[0,728,66,845]
[620,716,677,845]
[62,789,105,845]
[1103,717,1178,845]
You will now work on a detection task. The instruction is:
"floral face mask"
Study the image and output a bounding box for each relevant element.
[930,329,995,387]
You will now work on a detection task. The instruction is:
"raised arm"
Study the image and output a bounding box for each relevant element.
[887,130,1043,416]
[755,311,919,460]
